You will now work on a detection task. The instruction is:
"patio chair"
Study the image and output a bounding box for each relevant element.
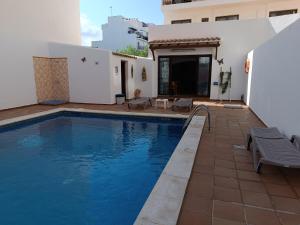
[128,97,152,109]
[172,98,193,112]
[251,135,300,173]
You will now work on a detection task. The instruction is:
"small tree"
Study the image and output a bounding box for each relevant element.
[118,45,148,57]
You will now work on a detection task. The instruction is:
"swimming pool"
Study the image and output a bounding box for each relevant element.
[0,111,184,225]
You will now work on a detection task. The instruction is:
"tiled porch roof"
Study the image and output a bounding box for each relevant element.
[149,37,221,49]
[149,37,221,60]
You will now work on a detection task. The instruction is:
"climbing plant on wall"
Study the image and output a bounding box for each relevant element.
[219,68,232,94]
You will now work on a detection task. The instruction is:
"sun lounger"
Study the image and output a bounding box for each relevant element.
[172,98,193,112]
[128,97,152,109]
[252,136,300,173]
[247,127,285,150]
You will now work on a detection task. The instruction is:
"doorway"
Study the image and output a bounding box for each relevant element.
[121,61,128,98]
[158,55,212,97]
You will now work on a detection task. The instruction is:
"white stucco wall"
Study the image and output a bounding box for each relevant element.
[49,43,113,105]
[135,58,156,98]
[149,15,299,100]
[0,0,81,110]
[110,55,137,100]
[247,18,300,137]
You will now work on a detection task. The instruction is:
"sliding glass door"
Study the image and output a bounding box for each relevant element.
[158,55,212,97]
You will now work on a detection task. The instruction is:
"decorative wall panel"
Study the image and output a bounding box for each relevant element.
[33,57,69,103]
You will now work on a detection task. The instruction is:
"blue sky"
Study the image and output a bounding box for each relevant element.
[80,0,163,46]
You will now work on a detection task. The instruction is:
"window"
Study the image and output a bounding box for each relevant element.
[215,15,239,21]
[269,9,298,17]
[171,19,192,24]
[202,18,209,22]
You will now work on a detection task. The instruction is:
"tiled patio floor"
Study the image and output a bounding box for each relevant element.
[1,102,300,225]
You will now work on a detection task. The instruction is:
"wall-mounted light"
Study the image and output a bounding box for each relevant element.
[81,57,86,63]
[115,66,118,74]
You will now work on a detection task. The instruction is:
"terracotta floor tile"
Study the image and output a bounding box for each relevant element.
[213,200,245,222]
[213,217,246,225]
[235,155,253,163]
[245,207,281,225]
[193,164,214,175]
[214,176,239,189]
[237,170,261,182]
[177,210,212,225]
[242,191,273,208]
[190,173,214,184]
[214,186,242,203]
[215,159,235,169]
[261,173,288,185]
[293,186,300,198]
[278,212,300,225]
[239,180,266,193]
[187,180,214,199]
[271,196,300,214]
[183,193,213,213]
[236,162,254,171]
[214,167,237,178]
[265,183,297,198]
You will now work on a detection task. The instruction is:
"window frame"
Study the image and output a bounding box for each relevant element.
[215,14,239,21]
[171,19,192,24]
[269,9,298,17]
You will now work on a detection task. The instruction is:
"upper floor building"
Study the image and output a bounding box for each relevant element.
[92,16,152,51]
[162,0,300,24]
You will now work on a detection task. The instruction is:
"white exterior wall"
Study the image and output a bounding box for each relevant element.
[92,16,149,51]
[246,18,300,137]
[135,58,156,98]
[0,0,81,110]
[163,0,300,24]
[49,43,154,104]
[150,17,288,100]
[110,56,156,100]
[110,55,137,100]
[49,43,113,105]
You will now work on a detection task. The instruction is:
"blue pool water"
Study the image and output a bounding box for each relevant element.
[0,112,184,225]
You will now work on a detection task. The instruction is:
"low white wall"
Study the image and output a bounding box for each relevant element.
[49,43,113,104]
[149,15,300,100]
[135,58,156,98]
[247,18,300,137]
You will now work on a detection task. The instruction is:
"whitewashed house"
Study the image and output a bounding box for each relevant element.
[148,0,300,101]
[91,16,151,51]
[162,0,300,24]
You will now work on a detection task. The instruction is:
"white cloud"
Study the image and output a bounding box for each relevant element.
[80,14,102,46]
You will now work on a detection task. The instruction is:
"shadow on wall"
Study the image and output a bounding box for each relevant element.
[246,18,300,137]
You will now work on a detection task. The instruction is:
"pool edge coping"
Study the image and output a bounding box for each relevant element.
[0,108,205,225]
[0,108,189,127]
[134,116,205,225]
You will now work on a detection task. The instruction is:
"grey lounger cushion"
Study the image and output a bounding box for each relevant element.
[250,127,285,139]
[172,98,193,111]
[247,127,285,150]
[253,137,300,173]
[128,97,151,109]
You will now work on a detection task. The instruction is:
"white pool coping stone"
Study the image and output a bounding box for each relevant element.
[134,115,205,225]
[0,108,205,225]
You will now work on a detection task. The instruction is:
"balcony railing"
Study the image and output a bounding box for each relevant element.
[162,0,192,5]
